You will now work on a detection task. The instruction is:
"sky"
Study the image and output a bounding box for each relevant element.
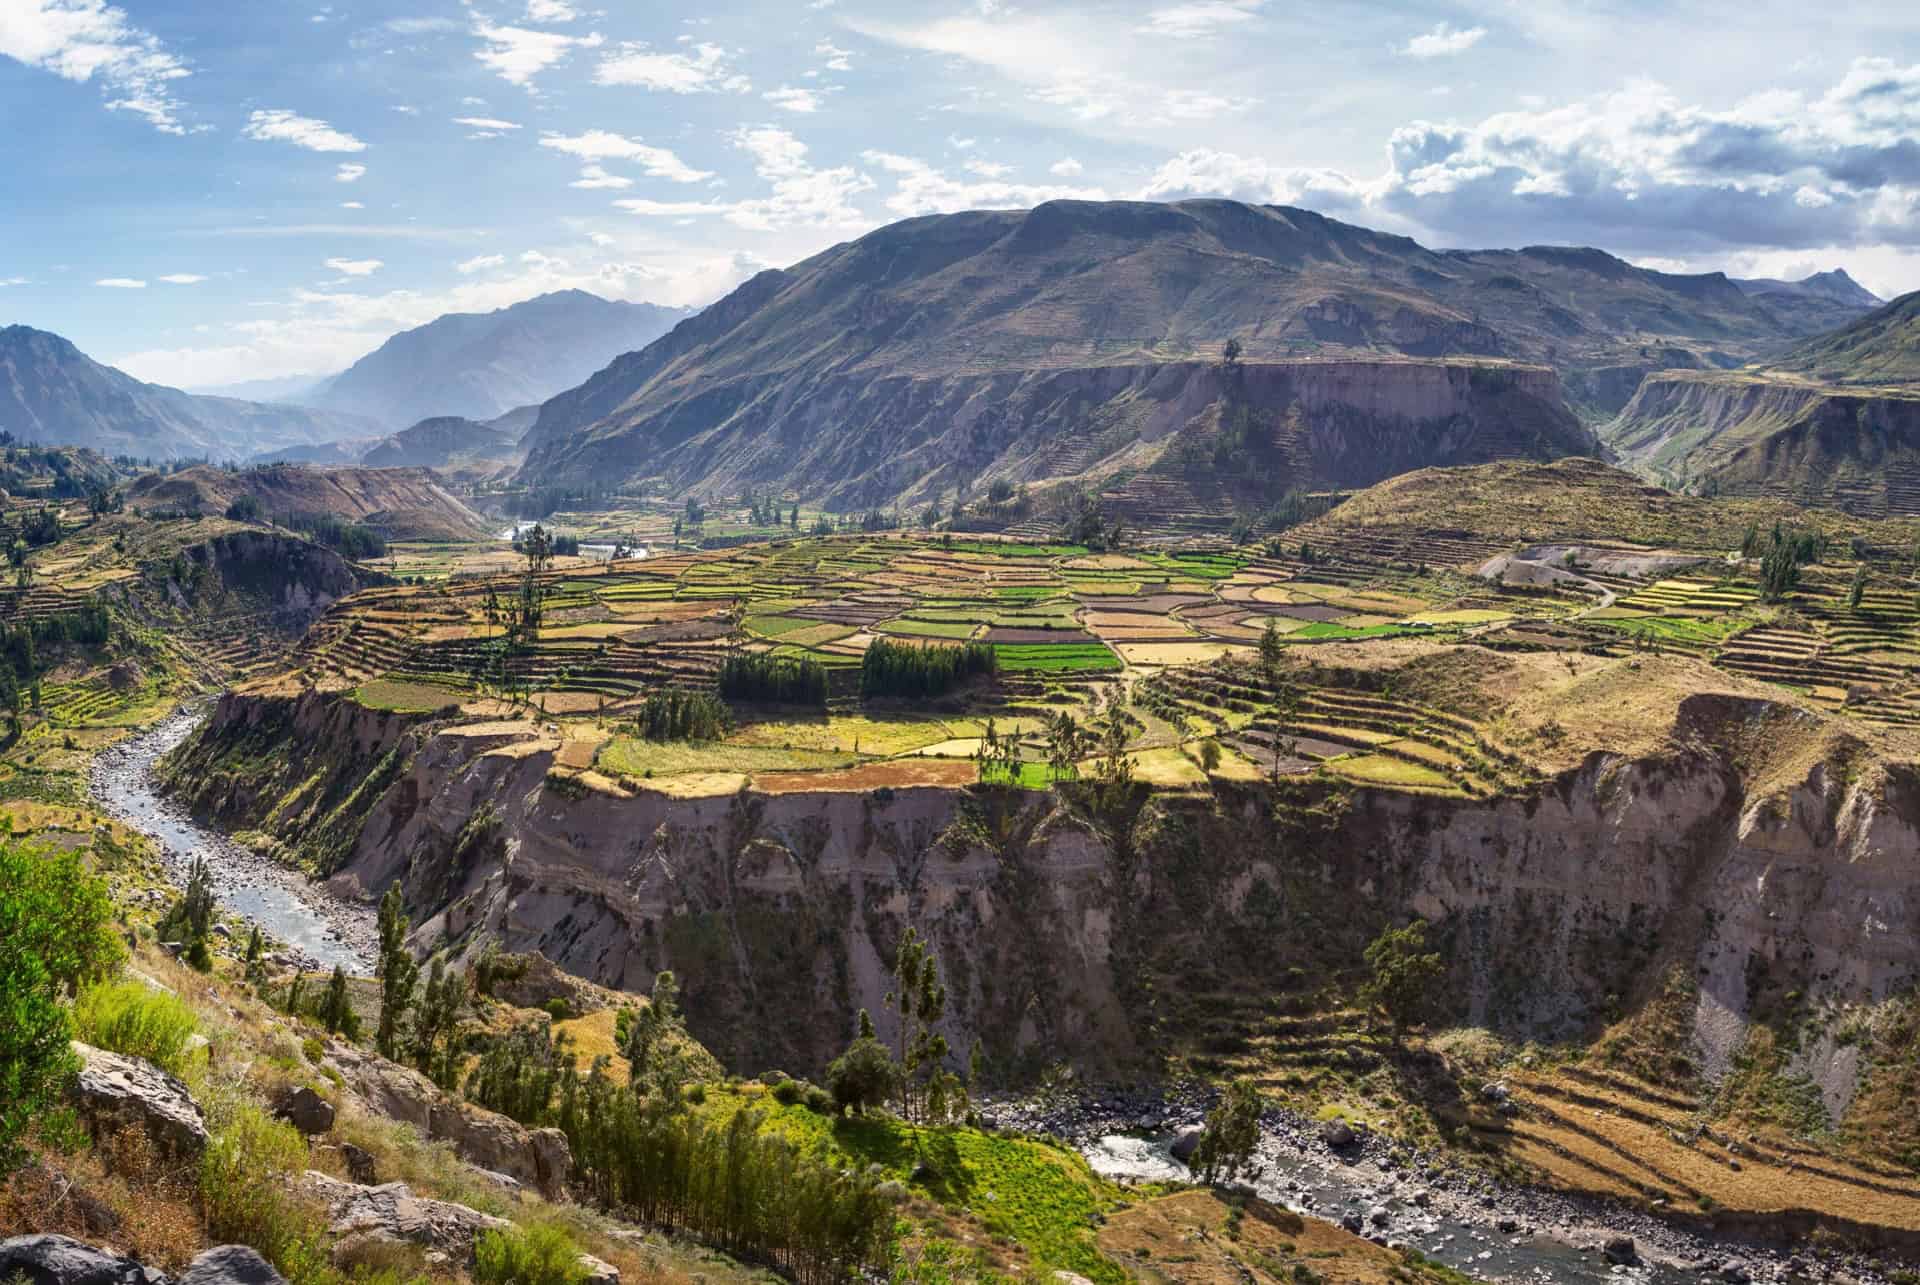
[2,0,1918,390]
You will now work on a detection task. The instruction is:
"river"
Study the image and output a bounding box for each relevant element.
[89,708,377,975]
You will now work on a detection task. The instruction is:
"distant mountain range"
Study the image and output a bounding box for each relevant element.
[512,198,1881,513]
[0,325,375,460]
[1766,289,1920,386]
[302,291,692,430]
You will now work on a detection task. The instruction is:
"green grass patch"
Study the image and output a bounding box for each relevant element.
[597,739,858,777]
[878,617,981,639]
[979,760,1076,788]
[351,677,464,713]
[992,643,1121,673]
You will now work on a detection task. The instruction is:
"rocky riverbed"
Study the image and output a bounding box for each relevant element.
[90,707,377,974]
[985,1088,1895,1285]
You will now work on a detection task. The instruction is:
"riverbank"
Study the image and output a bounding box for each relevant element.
[987,1087,1897,1285]
[88,706,377,974]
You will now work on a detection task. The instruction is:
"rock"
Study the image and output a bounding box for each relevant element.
[577,1254,620,1285]
[1340,1213,1364,1234]
[68,1043,209,1159]
[1053,1274,1095,1285]
[301,1174,510,1264]
[0,1234,168,1285]
[1169,1127,1204,1164]
[1412,1189,1434,1208]
[272,1086,335,1136]
[1367,1206,1390,1228]
[1497,1218,1520,1234]
[178,1247,287,1285]
[340,1143,378,1186]
[1603,1236,1639,1266]
[1319,1119,1357,1149]
[1720,1266,1751,1283]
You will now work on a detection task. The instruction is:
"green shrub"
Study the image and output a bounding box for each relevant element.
[545,998,571,1022]
[201,1105,329,1281]
[802,1086,835,1115]
[473,1224,589,1285]
[73,979,197,1073]
[771,1078,805,1106]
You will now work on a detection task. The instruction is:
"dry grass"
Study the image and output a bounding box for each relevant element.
[1097,1190,1450,1285]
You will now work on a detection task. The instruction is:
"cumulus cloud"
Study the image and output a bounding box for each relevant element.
[1137,0,1263,40]
[0,0,194,133]
[539,130,711,182]
[523,0,576,21]
[764,86,821,113]
[335,163,366,182]
[863,151,1107,218]
[156,273,205,284]
[1140,59,1920,257]
[323,257,382,276]
[456,254,507,273]
[1403,23,1486,58]
[472,18,602,88]
[243,109,366,153]
[570,164,632,189]
[814,41,851,72]
[96,277,146,288]
[1050,157,1083,176]
[594,41,749,93]
[614,127,874,232]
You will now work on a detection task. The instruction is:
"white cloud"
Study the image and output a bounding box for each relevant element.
[340,201,364,209]
[96,277,146,288]
[524,0,576,21]
[156,273,205,284]
[384,17,459,35]
[1404,23,1486,58]
[764,86,820,113]
[0,0,194,133]
[323,257,383,276]
[613,127,874,232]
[814,40,851,71]
[1137,0,1263,40]
[0,278,29,287]
[242,109,366,153]
[453,115,521,131]
[964,159,1011,178]
[1049,157,1083,177]
[863,151,1106,218]
[594,41,748,93]
[570,164,632,189]
[539,130,711,182]
[456,254,507,273]
[472,18,602,88]
[335,163,366,182]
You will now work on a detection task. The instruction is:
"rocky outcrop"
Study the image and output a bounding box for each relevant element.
[1603,370,1920,514]
[0,1234,168,1285]
[67,1043,209,1159]
[302,1174,510,1263]
[177,1248,288,1285]
[321,1041,571,1198]
[271,1085,335,1135]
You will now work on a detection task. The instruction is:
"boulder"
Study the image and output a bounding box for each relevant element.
[68,1043,209,1159]
[178,1247,287,1285]
[301,1173,509,1264]
[1603,1236,1638,1266]
[577,1253,620,1285]
[325,1042,572,1199]
[340,1143,379,1186]
[271,1086,334,1136]
[1367,1206,1390,1228]
[1318,1119,1357,1150]
[0,1234,167,1285]
[1339,1213,1363,1234]
[1169,1127,1203,1164]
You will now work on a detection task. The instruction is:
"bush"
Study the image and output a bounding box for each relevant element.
[73,979,197,1073]
[200,1106,330,1282]
[474,1223,589,1285]
[802,1086,835,1115]
[771,1078,805,1106]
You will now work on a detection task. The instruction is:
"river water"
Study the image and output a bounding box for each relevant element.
[89,708,376,975]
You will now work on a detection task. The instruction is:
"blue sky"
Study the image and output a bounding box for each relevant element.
[2,0,1917,388]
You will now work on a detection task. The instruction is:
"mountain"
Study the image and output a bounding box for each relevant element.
[306,291,692,430]
[0,325,376,459]
[513,198,1864,512]
[1729,269,1884,338]
[126,463,490,541]
[361,415,519,470]
[185,374,327,403]
[1764,289,1920,386]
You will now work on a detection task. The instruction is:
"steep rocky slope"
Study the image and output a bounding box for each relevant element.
[1767,290,1920,387]
[306,291,692,429]
[360,416,519,471]
[160,648,1920,1134]
[1731,269,1883,336]
[1604,371,1920,513]
[0,326,377,459]
[127,463,490,540]
[512,200,1861,512]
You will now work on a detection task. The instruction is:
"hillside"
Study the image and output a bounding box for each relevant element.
[1730,268,1882,335]
[0,325,377,459]
[360,415,519,470]
[126,463,490,541]
[1765,289,1920,386]
[513,200,1861,512]
[306,290,692,429]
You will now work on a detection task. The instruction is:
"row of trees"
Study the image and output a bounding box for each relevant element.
[372,888,468,1086]
[861,637,996,699]
[630,688,732,741]
[718,652,830,706]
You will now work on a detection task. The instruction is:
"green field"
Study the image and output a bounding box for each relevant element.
[992,643,1122,672]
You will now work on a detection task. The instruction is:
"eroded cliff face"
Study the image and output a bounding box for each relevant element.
[522,358,1593,514]
[165,689,1920,1122]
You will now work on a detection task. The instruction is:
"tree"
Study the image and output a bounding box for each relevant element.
[1849,563,1869,613]
[1361,919,1445,1035]
[625,970,688,1101]
[1220,336,1243,370]
[884,929,948,1122]
[1257,618,1285,690]
[414,957,466,1086]
[376,886,419,1060]
[159,855,217,971]
[1191,1078,1262,1184]
[827,1012,896,1117]
[1,834,122,1168]
[1197,738,1222,775]
[319,965,357,1036]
